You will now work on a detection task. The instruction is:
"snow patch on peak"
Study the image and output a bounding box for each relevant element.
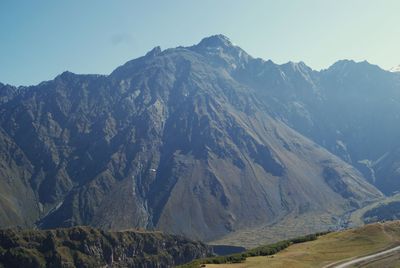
[389,65,400,73]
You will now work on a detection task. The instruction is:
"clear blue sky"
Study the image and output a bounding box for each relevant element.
[1,0,399,86]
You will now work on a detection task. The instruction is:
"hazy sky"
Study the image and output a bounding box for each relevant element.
[1,0,399,86]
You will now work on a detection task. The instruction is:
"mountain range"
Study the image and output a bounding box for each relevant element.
[1,35,399,244]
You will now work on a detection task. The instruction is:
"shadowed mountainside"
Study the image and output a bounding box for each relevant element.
[0,35,386,243]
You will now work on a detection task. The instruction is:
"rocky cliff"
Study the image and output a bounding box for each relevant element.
[0,226,211,268]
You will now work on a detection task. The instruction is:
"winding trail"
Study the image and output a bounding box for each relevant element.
[331,245,400,268]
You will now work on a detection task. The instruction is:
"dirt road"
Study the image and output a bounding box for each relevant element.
[332,245,400,268]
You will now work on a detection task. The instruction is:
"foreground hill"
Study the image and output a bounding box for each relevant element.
[0,226,211,268]
[0,35,382,242]
[190,221,400,268]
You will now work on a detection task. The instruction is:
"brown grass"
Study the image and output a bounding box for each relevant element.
[206,221,400,268]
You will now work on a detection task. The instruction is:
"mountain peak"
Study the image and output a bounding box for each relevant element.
[330,59,355,68]
[190,34,251,69]
[145,46,162,57]
[196,34,233,48]
[327,60,382,73]
[283,61,312,71]
[56,71,76,80]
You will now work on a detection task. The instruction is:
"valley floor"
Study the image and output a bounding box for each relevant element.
[210,211,338,248]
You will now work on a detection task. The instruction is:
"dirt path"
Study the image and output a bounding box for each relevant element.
[330,245,400,268]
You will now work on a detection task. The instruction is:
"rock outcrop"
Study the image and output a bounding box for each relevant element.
[0,226,211,268]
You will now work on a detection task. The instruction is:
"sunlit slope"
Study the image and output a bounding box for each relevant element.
[206,221,400,268]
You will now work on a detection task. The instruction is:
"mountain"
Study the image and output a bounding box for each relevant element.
[372,147,400,194]
[233,57,400,194]
[0,35,384,243]
[390,65,400,73]
[0,226,211,268]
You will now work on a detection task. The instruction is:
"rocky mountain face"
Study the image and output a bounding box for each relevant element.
[232,54,400,194]
[0,35,389,243]
[0,83,21,105]
[372,147,400,194]
[0,226,211,268]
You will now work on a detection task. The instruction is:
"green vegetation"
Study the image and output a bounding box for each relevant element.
[178,233,328,268]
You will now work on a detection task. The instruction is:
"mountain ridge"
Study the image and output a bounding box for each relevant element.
[0,35,396,245]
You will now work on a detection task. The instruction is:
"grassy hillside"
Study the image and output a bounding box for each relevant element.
[194,221,400,268]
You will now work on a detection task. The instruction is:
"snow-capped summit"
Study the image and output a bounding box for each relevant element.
[389,65,400,73]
